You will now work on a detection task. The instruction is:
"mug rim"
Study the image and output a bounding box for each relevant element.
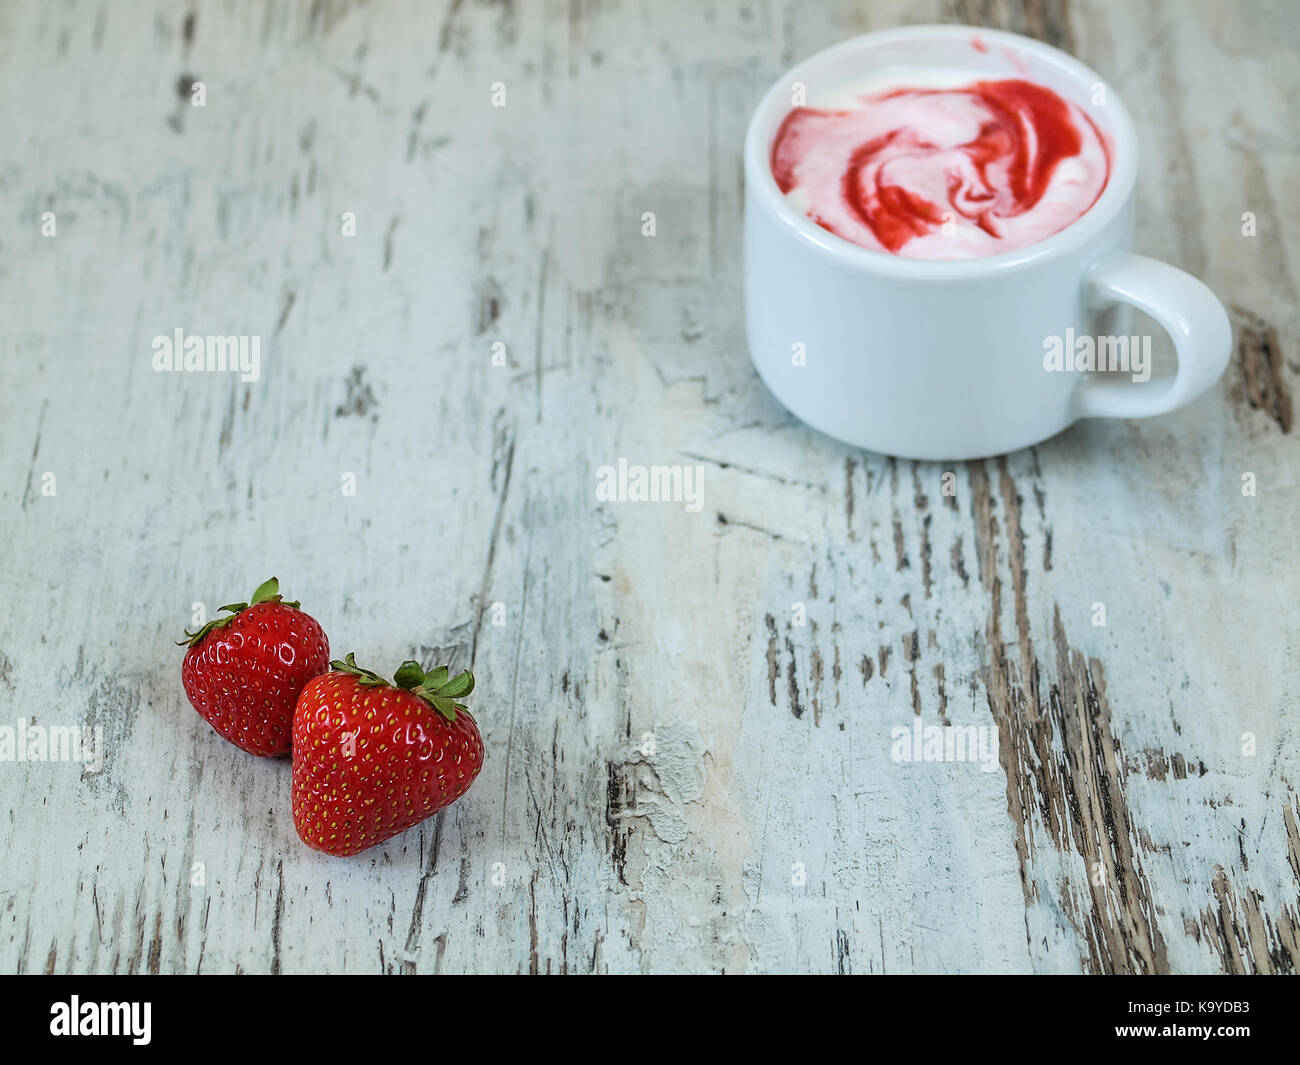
[743,24,1140,278]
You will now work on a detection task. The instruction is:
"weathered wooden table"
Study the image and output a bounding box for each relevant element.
[2,0,1296,974]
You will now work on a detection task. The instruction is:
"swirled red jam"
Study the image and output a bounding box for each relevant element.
[770,72,1110,259]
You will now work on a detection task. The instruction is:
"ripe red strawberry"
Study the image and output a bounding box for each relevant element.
[179,578,330,757]
[292,654,485,856]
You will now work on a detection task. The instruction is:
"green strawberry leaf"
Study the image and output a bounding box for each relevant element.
[429,695,459,722]
[434,670,474,699]
[331,652,389,686]
[179,578,300,648]
[328,654,475,724]
[393,661,426,689]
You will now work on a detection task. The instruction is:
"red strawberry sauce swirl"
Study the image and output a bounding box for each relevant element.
[770,78,1110,259]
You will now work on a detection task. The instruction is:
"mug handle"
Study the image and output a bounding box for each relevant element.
[1073,252,1232,419]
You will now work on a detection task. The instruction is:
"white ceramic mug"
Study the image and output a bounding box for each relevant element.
[743,25,1232,460]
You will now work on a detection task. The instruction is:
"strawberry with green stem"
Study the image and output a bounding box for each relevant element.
[179,577,330,757]
[292,654,485,856]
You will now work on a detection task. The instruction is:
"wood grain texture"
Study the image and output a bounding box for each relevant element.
[0,0,1296,974]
